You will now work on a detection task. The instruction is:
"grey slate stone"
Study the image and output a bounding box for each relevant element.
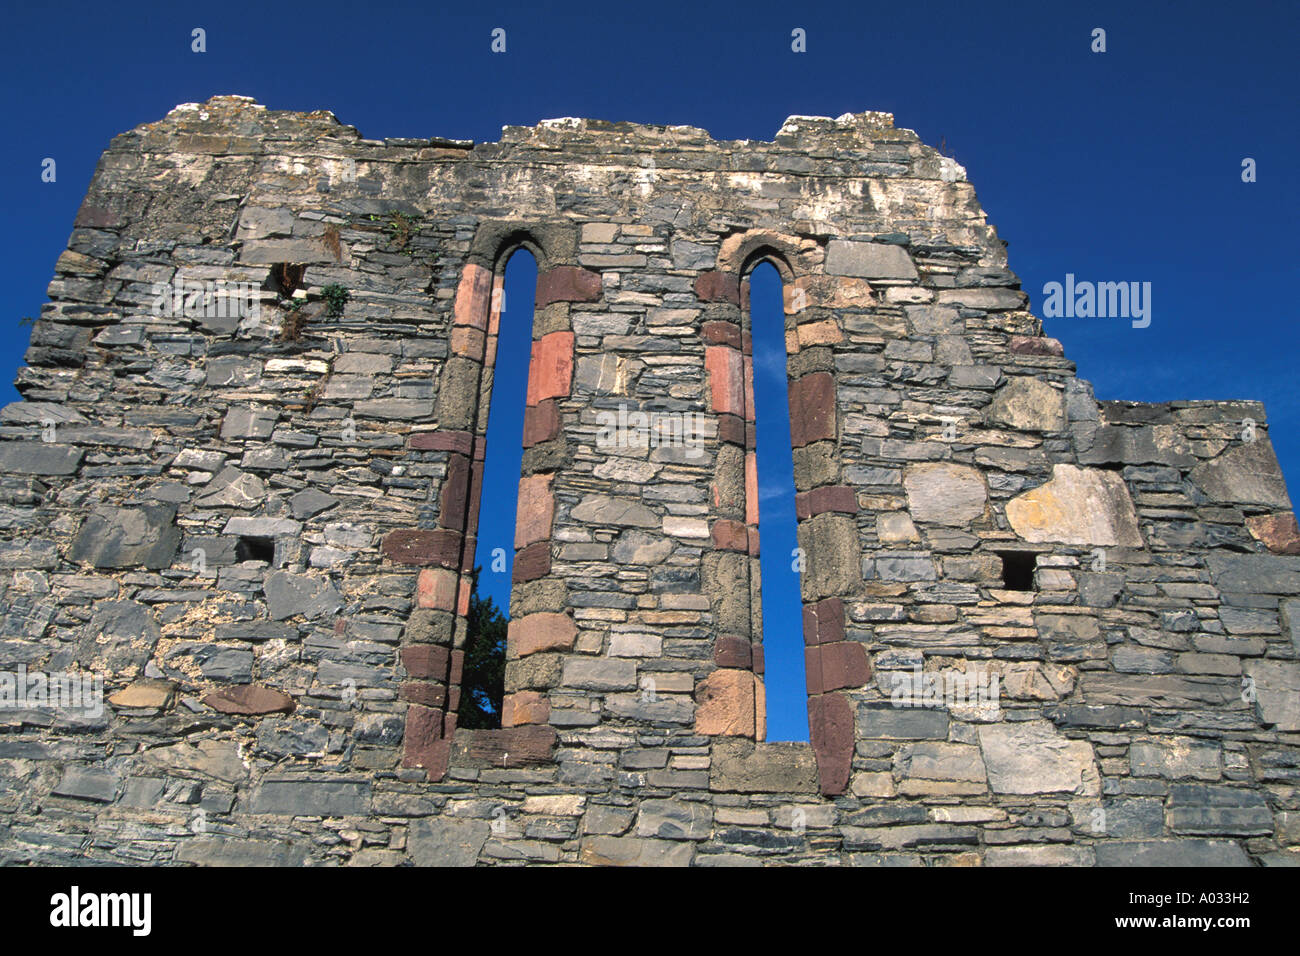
[174,836,310,866]
[407,817,490,866]
[257,719,330,757]
[635,798,713,840]
[51,767,120,803]
[68,505,180,569]
[220,406,279,440]
[0,442,82,476]
[824,240,918,280]
[1190,439,1292,507]
[265,571,343,621]
[1166,784,1273,836]
[1095,840,1250,867]
[290,487,339,519]
[1206,554,1300,594]
[78,600,162,671]
[188,645,254,682]
[247,778,371,816]
[857,703,949,739]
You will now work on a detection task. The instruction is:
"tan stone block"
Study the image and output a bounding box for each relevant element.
[1006,464,1143,547]
[501,690,550,727]
[508,612,577,658]
[850,771,896,798]
[109,679,175,710]
[694,668,756,736]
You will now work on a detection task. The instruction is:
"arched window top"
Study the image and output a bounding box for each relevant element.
[492,233,546,273]
[465,219,577,273]
[716,228,818,280]
[740,247,797,284]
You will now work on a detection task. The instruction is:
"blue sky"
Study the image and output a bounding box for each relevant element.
[2,0,1295,741]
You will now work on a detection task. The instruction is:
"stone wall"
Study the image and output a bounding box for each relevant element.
[0,95,1296,866]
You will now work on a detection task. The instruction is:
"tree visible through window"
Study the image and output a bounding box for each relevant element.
[458,565,507,728]
[462,248,537,728]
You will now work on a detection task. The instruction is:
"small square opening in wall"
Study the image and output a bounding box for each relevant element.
[235,536,276,564]
[997,550,1037,591]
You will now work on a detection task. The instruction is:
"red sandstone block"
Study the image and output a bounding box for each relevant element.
[526,331,575,405]
[718,414,746,447]
[747,525,760,556]
[454,725,558,766]
[535,266,603,307]
[807,692,854,796]
[508,611,577,657]
[522,399,561,447]
[501,691,550,727]
[515,473,555,548]
[382,528,463,568]
[788,372,836,447]
[449,649,465,687]
[457,576,471,617]
[466,459,485,536]
[802,597,845,647]
[705,345,744,416]
[752,644,764,676]
[408,430,473,454]
[713,634,752,669]
[695,270,739,304]
[795,485,858,519]
[1008,334,1065,357]
[438,453,471,530]
[401,680,447,709]
[416,567,459,611]
[202,684,294,716]
[402,644,450,681]
[454,263,492,330]
[403,704,450,779]
[513,540,552,582]
[819,641,871,692]
[805,647,823,696]
[711,518,748,552]
[701,320,742,348]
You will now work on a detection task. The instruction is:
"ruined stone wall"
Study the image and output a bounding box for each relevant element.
[0,95,1296,866]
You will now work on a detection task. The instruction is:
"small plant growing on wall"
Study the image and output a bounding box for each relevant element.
[278,296,307,342]
[362,210,423,255]
[321,283,351,318]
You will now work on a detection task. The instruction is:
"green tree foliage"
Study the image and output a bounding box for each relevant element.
[458,567,507,728]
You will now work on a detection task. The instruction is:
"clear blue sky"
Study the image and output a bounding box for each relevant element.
[2,0,1296,741]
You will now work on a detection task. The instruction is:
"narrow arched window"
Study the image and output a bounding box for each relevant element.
[745,259,810,741]
[460,248,537,728]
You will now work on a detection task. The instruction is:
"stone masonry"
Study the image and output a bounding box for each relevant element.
[0,95,1297,866]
